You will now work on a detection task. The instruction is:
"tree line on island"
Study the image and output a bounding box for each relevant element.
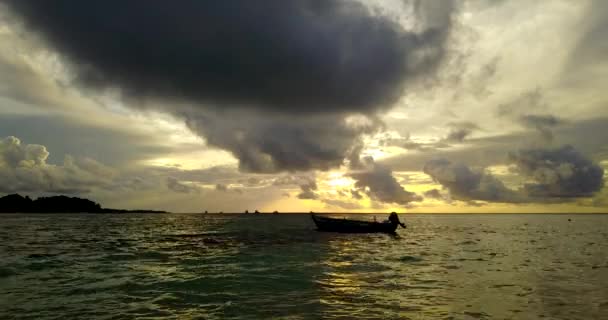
[0,194,167,214]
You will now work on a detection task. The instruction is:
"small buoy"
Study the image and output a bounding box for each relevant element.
[568,218,572,222]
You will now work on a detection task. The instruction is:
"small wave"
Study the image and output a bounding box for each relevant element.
[103,253,138,261]
[202,238,223,245]
[454,257,487,262]
[464,311,491,319]
[23,260,64,271]
[0,266,17,278]
[458,240,477,245]
[397,255,423,263]
[137,251,170,260]
[165,232,229,238]
[27,253,57,259]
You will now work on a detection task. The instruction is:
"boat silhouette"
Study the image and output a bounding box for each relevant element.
[311,212,406,234]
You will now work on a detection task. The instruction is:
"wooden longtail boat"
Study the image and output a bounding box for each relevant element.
[311,212,406,234]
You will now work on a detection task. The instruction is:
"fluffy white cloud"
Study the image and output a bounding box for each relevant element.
[0,136,115,193]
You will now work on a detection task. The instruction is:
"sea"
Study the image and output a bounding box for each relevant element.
[1,213,607,320]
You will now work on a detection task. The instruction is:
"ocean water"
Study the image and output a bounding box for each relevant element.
[1,214,607,320]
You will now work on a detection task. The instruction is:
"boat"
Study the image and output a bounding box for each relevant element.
[311,212,406,234]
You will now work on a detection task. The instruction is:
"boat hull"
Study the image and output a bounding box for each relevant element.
[311,214,398,234]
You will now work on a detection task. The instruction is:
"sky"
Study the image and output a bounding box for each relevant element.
[0,0,606,213]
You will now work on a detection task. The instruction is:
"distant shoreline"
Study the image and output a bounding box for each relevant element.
[0,194,168,214]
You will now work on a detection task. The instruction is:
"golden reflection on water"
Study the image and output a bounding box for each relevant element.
[318,240,362,298]
[314,222,456,319]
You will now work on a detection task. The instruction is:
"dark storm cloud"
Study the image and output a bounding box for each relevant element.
[423,158,522,202]
[3,0,454,115]
[349,157,421,205]
[509,145,604,198]
[184,111,382,173]
[2,0,457,173]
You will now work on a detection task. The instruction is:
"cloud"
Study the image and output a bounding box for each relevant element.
[269,174,320,199]
[272,175,302,187]
[184,111,382,173]
[519,114,562,129]
[0,113,185,166]
[381,118,608,172]
[3,1,454,115]
[497,88,547,117]
[443,121,480,143]
[423,188,444,200]
[509,145,604,198]
[381,132,451,153]
[297,177,318,200]
[166,177,198,194]
[349,157,421,205]
[562,1,608,84]
[240,177,260,187]
[423,158,522,202]
[0,136,115,194]
[518,114,562,143]
[423,144,605,203]
[162,165,242,185]
[2,0,457,174]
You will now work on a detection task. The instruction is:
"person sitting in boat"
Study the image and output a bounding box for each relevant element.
[388,212,406,228]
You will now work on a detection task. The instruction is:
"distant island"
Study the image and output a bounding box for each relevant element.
[0,194,168,214]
